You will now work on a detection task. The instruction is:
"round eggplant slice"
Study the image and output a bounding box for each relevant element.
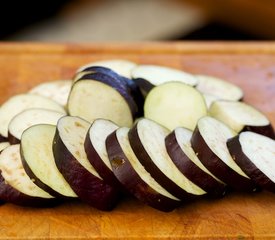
[165,127,227,197]
[209,100,275,139]
[227,132,275,192]
[20,124,77,198]
[0,144,57,207]
[8,108,65,144]
[128,118,206,200]
[75,66,144,117]
[67,73,133,127]
[191,116,257,192]
[84,119,122,189]
[106,127,181,212]
[53,116,119,211]
[144,82,207,131]
[196,75,243,101]
[0,93,66,138]
[131,65,198,95]
[29,80,72,107]
[76,59,137,78]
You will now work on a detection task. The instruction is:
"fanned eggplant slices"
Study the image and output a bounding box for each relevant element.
[0,59,274,212]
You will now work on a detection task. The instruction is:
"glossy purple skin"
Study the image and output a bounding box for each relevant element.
[53,128,120,211]
[0,171,59,207]
[165,131,227,198]
[20,145,66,198]
[191,127,258,192]
[128,123,197,201]
[84,129,123,190]
[242,124,275,140]
[133,78,154,97]
[106,130,181,212]
[227,135,275,192]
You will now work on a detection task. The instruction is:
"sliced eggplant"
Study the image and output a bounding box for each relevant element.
[0,144,57,207]
[0,142,10,152]
[202,93,219,109]
[165,127,227,197]
[84,119,121,188]
[209,100,275,139]
[20,124,77,198]
[8,108,65,144]
[106,127,181,212]
[29,80,72,106]
[191,116,257,192]
[144,82,207,131]
[227,132,275,192]
[75,66,144,117]
[76,71,141,118]
[76,59,137,78]
[0,93,66,138]
[53,116,119,211]
[67,73,134,127]
[132,65,198,95]
[128,118,206,200]
[196,75,243,101]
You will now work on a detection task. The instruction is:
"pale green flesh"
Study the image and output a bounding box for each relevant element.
[21,124,77,197]
[0,144,54,198]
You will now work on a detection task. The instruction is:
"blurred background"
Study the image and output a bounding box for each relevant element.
[2,0,274,41]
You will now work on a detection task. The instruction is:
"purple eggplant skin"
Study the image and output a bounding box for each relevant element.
[53,129,120,211]
[227,135,274,192]
[242,124,275,140]
[128,123,196,201]
[7,132,20,145]
[106,131,181,212]
[20,146,66,199]
[77,72,139,118]
[0,135,7,143]
[84,131,123,190]
[165,131,227,198]
[133,78,155,97]
[79,66,144,117]
[0,171,59,207]
[191,127,258,192]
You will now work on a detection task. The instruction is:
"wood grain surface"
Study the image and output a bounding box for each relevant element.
[0,42,274,239]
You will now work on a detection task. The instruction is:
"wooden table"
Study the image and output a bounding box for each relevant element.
[0,42,274,239]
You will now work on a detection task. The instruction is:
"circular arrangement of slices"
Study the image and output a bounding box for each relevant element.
[0,59,274,212]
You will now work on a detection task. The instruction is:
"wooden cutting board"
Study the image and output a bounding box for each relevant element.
[0,42,274,239]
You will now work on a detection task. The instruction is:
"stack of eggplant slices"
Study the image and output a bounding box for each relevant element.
[0,59,274,212]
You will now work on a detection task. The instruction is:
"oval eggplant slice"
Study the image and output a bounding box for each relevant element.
[191,116,257,192]
[106,127,181,212]
[84,119,121,188]
[227,132,275,192]
[132,65,198,95]
[76,59,137,78]
[128,118,206,200]
[29,80,72,106]
[196,75,243,101]
[165,127,227,197]
[75,66,144,117]
[209,100,275,139]
[144,82,207,131]
[53,116,119,211]
[8,108,65,144]
[21,124,77,198]
[0,93,66,138]
[0,144,57,207]
[67,73,133,127]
